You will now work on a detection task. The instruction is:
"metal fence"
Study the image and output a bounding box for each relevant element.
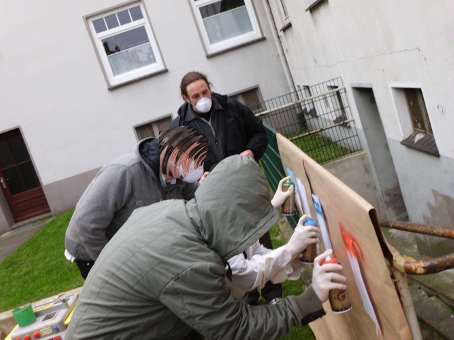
[255,77,362,164]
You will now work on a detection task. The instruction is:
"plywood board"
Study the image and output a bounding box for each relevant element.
[277,134,412,340]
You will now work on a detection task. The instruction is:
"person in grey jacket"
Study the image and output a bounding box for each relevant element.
[64,127,208,279]
[66,155,347,340]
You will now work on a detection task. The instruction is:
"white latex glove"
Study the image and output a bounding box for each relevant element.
[285,215,320,257]
[271,177,294,208]
[311,249,347,302]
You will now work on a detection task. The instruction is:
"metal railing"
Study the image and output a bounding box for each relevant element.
[255,77,362,164]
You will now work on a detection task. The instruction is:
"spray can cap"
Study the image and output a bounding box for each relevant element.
[321,255,337,265]
[302,217,319,227]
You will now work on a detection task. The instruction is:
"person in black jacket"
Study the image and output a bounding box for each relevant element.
[171,71,282,304]
[171,71,267,171]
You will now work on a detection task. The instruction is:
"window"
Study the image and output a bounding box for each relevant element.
[231,87,264,112]
[397,88,439,156]
[135,116,171,140]
[190,0,263,56]
[88,3,165,88]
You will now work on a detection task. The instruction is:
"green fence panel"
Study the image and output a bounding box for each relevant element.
[260,124,299,228]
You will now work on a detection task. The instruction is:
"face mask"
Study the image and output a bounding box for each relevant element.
[181,165,204,183]
[195,97,212,114]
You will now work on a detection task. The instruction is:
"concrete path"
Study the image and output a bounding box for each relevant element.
[0,217,50,263]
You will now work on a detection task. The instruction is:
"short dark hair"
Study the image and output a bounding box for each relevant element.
[180,71,210,97]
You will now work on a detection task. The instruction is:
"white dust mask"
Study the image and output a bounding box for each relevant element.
[195,97,212,114]
[180,164,204,183]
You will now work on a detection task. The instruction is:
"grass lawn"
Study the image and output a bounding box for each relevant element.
[0,212,314,339]
[291,133,352,164]
[0,210,83,312]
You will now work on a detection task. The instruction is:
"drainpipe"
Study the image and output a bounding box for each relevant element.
[263,0,298,93]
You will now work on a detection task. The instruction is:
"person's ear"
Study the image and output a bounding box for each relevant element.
[183,94,190,103]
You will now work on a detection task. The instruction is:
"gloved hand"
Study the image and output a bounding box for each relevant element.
[285,215,319,257]
[311,249,347,302]
[271,177,294,208]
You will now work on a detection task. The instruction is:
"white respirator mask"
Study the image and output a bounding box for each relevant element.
[179,163,204,183]
[195,97,212,114]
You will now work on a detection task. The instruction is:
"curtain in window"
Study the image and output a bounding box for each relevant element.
[202,5,253,44]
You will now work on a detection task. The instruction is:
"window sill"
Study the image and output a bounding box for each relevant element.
[279,20,292,32]
[107,68,168,91]
[401,132,440,157]
[206,36,266,58]
[305,0,325,11]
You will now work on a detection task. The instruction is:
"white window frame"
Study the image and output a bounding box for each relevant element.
[87,2,166,88]
[190,0,263,56]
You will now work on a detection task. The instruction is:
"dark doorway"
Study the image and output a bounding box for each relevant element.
[352,88,407,220]
[0,129,50,222]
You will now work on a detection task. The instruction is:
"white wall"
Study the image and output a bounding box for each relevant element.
[0,0,290,187]
[267,0,454,233]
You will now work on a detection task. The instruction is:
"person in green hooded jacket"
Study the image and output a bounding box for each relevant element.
[66,155,346,340]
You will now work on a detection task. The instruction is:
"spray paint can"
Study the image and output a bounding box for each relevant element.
[281,178,297,216]
[321,255,352,314]
[300,217,318,263]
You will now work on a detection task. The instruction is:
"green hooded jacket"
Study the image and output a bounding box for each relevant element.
[66,155,324,340]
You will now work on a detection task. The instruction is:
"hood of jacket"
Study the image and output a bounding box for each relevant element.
[190,154,279,260]
[136,137,160,177]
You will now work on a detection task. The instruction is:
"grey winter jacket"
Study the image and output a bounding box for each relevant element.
[66,155,324,340]
[64,138,196,261]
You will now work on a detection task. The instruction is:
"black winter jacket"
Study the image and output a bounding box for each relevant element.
[171,93,268,171]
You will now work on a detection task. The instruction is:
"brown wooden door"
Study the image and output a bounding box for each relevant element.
[0,129,50,222]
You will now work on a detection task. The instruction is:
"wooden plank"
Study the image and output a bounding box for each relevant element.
[276,133,412,340]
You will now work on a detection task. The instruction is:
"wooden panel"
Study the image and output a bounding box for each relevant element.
[276,133,412,340]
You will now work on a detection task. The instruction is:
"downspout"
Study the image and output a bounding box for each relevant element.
[263,0,298,93]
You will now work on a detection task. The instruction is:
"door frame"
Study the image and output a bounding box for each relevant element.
[0,126,50,224]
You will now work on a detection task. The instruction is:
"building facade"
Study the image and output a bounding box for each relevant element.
[266,0,454,256]
[0,0,291,233]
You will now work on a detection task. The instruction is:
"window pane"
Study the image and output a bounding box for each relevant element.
[118,9,132,25]
[199,0,245,18]
[108,43,156,75]
[135,123,156,140]
[103,26,150,56]
[405,89,432,134]
[154,117,171,136]
[105,13,119,29]
[130,6,144,21]
[200,1,253,44]
[93,18,107,33]
[232,88,262,111]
